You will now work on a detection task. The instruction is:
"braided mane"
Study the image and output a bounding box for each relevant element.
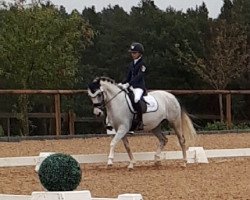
[94,76,116,84]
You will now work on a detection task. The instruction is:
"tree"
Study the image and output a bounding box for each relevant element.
[0,1,94,135]
[219,0,233,21]
[229,0,250,119]
[81,5,131,82]
[175,19,248,121]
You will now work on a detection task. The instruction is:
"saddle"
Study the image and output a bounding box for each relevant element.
[125,89,158,131]
[125,90,158,114]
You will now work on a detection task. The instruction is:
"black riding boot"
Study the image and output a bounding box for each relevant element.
[135,102,144,131]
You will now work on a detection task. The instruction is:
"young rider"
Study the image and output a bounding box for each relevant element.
[119,42,147,130]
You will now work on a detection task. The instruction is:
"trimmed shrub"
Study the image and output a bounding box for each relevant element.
[38,153,82,191]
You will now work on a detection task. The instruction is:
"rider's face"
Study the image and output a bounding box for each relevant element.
[131,52,141,60]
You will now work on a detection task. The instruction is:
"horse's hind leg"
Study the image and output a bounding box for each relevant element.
[172,119,187,167]
[122,136,136,169]
[152,124,168,165]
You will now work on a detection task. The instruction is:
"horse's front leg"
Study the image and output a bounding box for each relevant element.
[107,127,127,167]
[122,136,136,170]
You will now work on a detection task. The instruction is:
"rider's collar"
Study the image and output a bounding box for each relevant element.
[133,56,142,65]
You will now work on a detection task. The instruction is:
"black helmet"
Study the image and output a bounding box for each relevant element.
[128,42,144,54]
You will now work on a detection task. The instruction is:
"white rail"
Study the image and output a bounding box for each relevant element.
[0,191,142,200]
[0,148,250,168]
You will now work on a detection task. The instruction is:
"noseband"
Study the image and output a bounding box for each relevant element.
[88,89,105,111]
[93,97,105,111]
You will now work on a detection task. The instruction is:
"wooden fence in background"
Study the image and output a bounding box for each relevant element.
[0,89,250,136]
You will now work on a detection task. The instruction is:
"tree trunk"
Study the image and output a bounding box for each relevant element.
[219,94,224,122]
[18,94,29,136]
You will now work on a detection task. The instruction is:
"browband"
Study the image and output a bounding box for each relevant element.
[88,88,103,98]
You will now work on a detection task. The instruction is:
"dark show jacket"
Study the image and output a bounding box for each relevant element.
[122,58,146,92]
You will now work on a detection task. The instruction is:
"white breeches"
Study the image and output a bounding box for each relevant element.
[133,88,143,103]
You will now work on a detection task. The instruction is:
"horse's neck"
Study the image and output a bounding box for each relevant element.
[101,82,126,112]
[101,81,132,128]
[102,82,120,103]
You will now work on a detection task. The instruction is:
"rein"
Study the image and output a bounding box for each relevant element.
[94,89,124,110]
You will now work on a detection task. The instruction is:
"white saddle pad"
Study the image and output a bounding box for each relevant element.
[125,94,158,113]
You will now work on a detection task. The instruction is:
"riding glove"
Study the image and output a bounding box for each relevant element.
[117,83,130,90]
[117,83,123,88]
[122,83,130,90]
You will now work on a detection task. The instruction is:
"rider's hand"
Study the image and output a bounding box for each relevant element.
[122,83,130,90]
[117,83,123,89]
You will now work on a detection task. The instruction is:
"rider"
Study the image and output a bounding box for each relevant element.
[119,42,147,131]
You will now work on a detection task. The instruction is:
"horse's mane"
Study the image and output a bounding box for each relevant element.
[94,76,116,85]
[88,76,117,93]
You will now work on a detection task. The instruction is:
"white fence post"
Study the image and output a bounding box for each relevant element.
[187,147,209,163]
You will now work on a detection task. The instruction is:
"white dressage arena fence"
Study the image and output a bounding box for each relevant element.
[0,191,143,200]
[0,147,250,169]
[0,147,250,200]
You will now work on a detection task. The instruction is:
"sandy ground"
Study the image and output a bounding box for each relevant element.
[0,133,250,200]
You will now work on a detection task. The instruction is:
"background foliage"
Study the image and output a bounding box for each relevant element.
[0,0,249,135]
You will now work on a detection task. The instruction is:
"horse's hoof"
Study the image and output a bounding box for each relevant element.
[128,162,134,169]
[107,159,113,166]
[106,164,113,169]
[154,160,162,166]
[181,162,187,168]
[128,166,134,171]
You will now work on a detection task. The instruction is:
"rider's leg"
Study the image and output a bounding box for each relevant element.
[133,88,144,103]
[133,88,144,130]
[134,102,143,130]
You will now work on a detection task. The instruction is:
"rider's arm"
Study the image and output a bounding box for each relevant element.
[122,66,132,84]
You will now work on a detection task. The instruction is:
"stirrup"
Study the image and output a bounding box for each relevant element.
[106,125,113,131]
[128,131,135,135]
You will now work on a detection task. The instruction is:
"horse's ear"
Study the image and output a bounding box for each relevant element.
[88,80,101,93]
[94,77,101,83]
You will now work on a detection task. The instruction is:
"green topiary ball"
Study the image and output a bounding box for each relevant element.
[38,153,82,191]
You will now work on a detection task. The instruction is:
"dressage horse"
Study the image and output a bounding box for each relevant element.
[88,77,196,169]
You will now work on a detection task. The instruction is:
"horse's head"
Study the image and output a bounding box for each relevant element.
[87,78,105,117]
[88,76,122,117]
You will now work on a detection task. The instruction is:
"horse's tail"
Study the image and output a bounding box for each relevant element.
[181,110,197,147]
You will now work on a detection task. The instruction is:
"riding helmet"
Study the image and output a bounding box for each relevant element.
[128,42,144,54]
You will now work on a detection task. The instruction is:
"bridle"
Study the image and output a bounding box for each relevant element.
[89,87,124,111]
